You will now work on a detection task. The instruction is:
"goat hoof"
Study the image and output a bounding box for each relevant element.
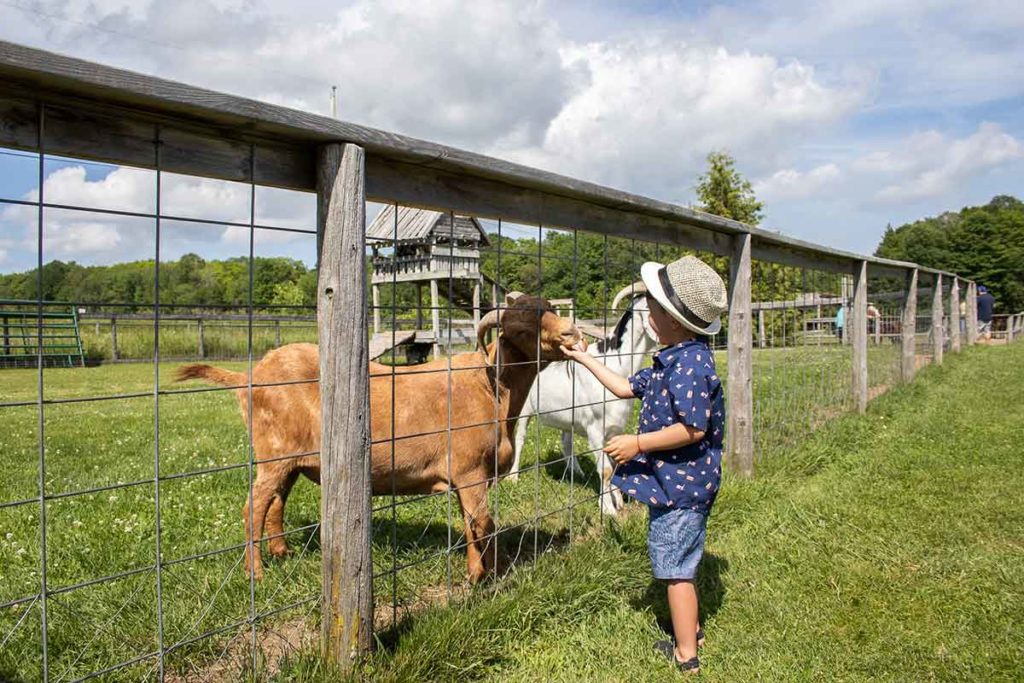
[268,544,291,559]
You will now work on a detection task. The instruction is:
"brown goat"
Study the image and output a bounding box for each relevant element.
[175,295,582,583]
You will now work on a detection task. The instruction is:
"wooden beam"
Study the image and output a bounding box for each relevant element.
[365,157,735,256]
[901,269,918,383]
[0,41,966,284]
[0,91,317,190]
[932,274,944,364]
[726,233,753,477]
[316,142,371,670]
[852,261,868,413]
[950,277,961,352]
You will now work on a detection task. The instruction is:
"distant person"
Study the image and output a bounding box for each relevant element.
[959,299,967,336]
[835,306,845,342]
[977,285,995,342]
[866,303,880,338]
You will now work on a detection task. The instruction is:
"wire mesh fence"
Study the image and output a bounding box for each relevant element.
[750,265,854,459]
[0,44,999,681]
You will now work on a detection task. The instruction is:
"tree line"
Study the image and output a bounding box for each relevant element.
[875,195,1024,312]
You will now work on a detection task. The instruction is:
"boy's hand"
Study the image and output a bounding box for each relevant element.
[560,342,589,362]
[603,434,641,465]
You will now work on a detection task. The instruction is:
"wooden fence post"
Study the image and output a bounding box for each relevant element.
[852,261,868,413]
[932,274,944,364]
[726,233,753,477]
[317,142,372,670]
[110,316,119,361]
[901,268,918,383]
[949,277,961,352]
[197,317,206,359]
[757,308,765,349]
[965,282,977,346]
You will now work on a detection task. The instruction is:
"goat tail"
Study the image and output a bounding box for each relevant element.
[174,363,248,387]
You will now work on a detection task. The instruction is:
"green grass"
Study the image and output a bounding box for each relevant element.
[276,343,1024,682]
[0,341,954,681]
[76,319,320,361]
[0,360,605,681]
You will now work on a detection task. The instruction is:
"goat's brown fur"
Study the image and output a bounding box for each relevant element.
[175,296,581,583]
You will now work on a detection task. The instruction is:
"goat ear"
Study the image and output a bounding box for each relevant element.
[505,291,525,306]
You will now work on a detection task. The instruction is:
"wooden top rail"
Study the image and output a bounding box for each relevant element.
[0,40,967,283]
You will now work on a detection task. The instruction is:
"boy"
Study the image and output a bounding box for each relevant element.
[563,255,727,674]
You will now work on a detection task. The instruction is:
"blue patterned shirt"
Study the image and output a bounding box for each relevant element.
[611,340,724,514]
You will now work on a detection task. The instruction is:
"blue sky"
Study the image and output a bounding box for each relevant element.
[1,0,1022,273]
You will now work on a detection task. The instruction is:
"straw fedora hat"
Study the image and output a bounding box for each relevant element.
[631,256,728,336]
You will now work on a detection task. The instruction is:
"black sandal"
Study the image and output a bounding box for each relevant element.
[653,640,701,673]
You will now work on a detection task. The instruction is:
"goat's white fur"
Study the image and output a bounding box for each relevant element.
[508,292,658,515]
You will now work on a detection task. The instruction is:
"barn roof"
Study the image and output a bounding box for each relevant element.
[366,205,490,245]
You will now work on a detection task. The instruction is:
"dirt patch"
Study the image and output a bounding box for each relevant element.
[165,618,317,683]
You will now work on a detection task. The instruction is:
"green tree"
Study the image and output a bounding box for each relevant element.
[695,151,764,226]
[876,195,1024,312]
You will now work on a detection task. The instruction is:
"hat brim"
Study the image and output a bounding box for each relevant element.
[640,261,722,336]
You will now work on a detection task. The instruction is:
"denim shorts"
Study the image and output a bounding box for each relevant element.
[647,506,707,580]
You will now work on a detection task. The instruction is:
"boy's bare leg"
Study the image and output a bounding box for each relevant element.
[667,579,700,666]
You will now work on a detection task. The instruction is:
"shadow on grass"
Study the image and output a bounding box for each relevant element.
[632,552,729,638]
[371,523,571,655]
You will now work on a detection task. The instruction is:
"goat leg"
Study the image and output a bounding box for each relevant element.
[242,475,278,580]
[561,431,585,479]
[456,478,494,584]
[265,470,300,558]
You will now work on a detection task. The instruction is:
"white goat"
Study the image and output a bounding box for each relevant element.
[508,284,659,515]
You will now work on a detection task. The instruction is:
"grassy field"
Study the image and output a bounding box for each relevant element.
[0,341,919,681]
[274,342,1024,682]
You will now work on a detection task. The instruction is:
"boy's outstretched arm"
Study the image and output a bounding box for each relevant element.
[561,346,634,398]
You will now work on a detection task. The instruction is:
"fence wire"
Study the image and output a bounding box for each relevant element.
[0,95,994,681]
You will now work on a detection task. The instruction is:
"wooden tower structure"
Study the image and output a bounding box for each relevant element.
[367,206,493,357]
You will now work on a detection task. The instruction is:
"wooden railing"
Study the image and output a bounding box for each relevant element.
[0,40,994,675]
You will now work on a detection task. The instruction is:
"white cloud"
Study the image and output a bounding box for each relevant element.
[498,38,865,199]
[2,0,1022,256]
[755,163,842,201]
[869,123,1024,204]
[0,165,316,270]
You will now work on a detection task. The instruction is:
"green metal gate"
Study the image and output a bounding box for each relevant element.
[0,304,86,368]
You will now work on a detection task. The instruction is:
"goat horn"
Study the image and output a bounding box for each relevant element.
[476,308,503,357]
[611,281,647,310]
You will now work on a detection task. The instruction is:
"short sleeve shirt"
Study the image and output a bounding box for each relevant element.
[611,340,724,515]
[977,293,995,323]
